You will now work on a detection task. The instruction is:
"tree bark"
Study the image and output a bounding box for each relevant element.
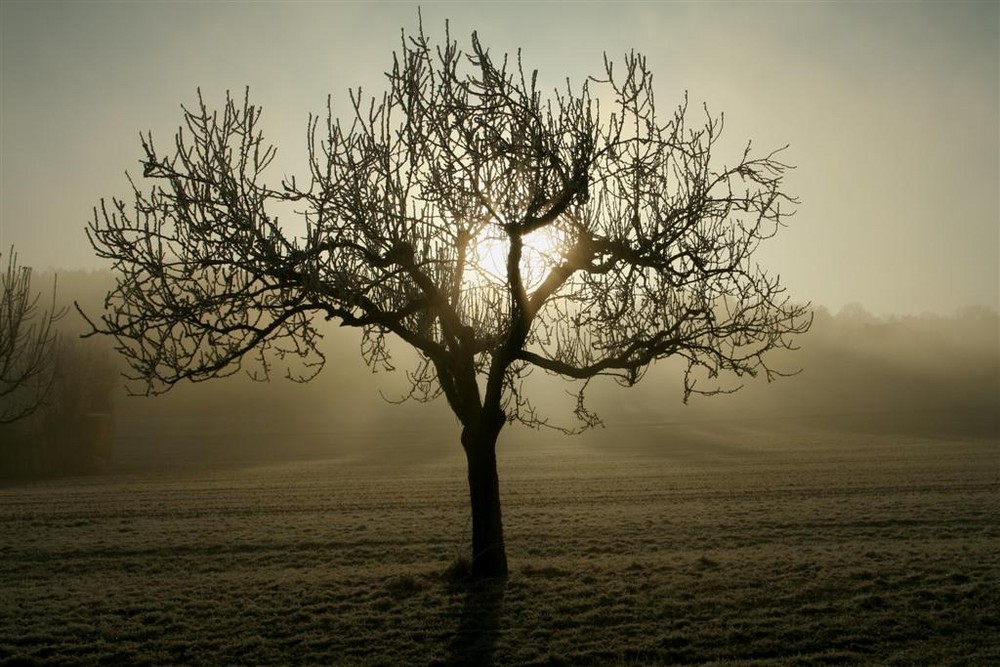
[461,409,508,579]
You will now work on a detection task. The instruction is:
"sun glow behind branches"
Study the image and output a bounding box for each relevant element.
[463,227,566,293]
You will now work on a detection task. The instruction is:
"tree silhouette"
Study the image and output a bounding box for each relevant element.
[1,248,62,424]
[82,21,810,578]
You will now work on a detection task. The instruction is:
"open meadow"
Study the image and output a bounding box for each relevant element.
[1,418,997,666]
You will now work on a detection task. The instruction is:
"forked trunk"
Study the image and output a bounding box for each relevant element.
[461,412,508,579]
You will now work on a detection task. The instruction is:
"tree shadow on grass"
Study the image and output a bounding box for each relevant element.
[440,561,506,666]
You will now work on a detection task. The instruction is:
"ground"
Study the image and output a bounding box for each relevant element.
[1,419,997,665]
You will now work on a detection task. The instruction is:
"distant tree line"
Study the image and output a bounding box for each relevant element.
[0,268,118,479]
[594,303,1000,437]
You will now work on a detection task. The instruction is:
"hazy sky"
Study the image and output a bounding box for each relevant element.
[1,1,997,316]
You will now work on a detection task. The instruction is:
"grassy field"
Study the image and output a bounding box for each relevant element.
[1,420,997,665]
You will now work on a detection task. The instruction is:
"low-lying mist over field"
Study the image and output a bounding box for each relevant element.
[1,269,997,476]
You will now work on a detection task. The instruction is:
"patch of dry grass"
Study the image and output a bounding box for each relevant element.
[0,428,997,665]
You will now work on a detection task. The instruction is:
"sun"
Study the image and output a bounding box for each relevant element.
[464,227,565,292]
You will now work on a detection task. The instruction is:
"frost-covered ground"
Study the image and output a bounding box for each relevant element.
[1,422,997,665]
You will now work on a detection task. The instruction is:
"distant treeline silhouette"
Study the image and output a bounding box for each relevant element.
[593,302,999,437]
[0,270,116,478]
[0,339,116,478]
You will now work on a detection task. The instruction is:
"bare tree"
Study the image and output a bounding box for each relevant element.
[82,21,810,578]
[1,248,62,424]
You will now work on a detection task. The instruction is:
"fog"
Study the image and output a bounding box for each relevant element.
[2,270,995,478]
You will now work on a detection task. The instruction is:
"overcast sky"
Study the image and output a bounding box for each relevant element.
[1,1,997,316]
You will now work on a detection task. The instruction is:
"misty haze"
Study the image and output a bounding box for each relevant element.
[2,2,998,666]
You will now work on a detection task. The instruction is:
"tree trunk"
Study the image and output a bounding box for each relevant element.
[461,410,508,579]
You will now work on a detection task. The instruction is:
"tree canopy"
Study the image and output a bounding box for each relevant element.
[84,21,809,433]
